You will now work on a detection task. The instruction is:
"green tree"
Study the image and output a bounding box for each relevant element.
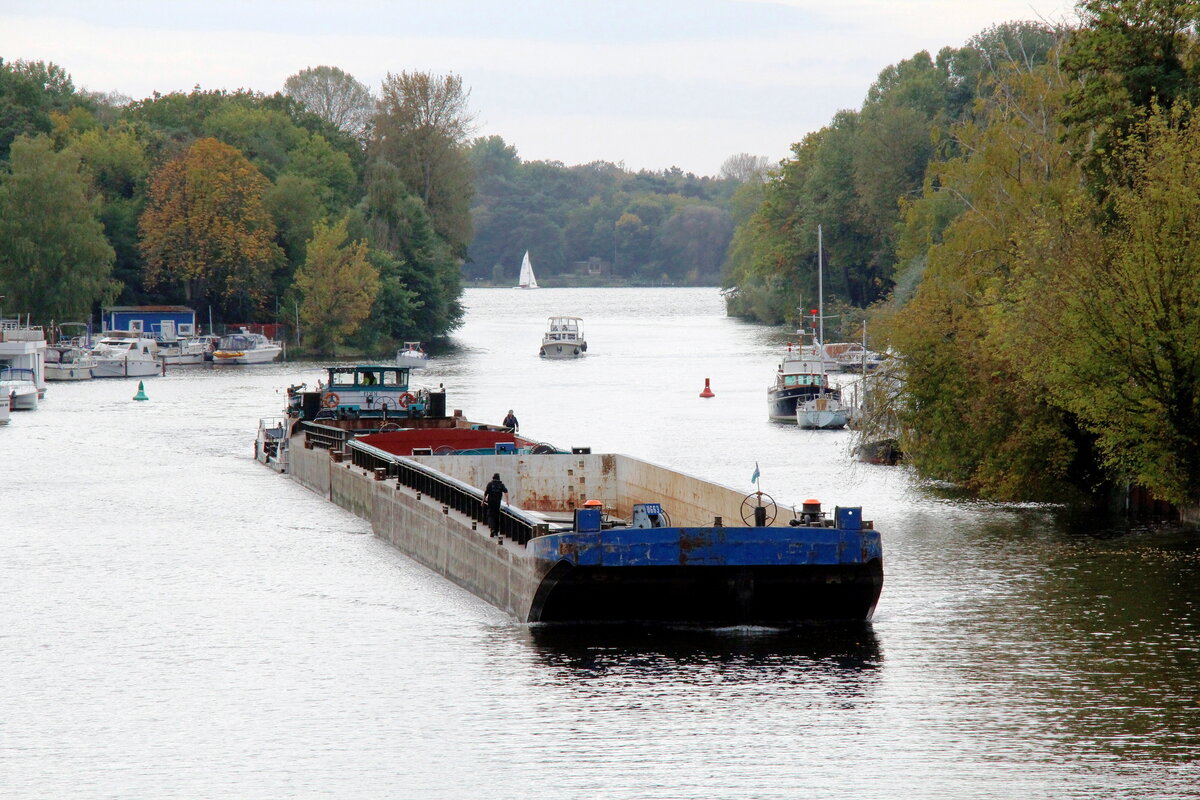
[67,124,151,303]
[283,132,357,213]
[138,137,283,319]
[294,215,378,353]
[0,59,84,159]
[656,204,734,283]
[356,160,462,340]
[202,105,306,180]
[264,173,323,274]
[1044,107,1200,504]
[886,57,1091,500]
[1062,0,1200,191]
[0,135,116,320]
[371,71,476,255]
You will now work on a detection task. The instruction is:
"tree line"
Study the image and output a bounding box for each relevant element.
[724,0,1200,508]
[0,60,751,357]
[0,64,470,353]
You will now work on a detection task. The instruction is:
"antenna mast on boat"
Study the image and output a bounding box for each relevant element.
[817,224,824,343]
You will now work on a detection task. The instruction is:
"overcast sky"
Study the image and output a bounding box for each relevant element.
[3,0,1079,176]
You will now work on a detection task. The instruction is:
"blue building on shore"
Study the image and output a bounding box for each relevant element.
[101,306,198,339]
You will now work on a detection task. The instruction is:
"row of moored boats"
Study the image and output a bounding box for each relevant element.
[41,327,282,382]
[1,318,284,424]
[766,333,886,430]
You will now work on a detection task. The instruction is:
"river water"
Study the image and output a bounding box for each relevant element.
[3,287,1198,799]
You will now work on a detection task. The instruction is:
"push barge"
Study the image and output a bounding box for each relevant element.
[257,365,883,623]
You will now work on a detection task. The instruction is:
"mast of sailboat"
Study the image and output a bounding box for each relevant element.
[817,224,824,343]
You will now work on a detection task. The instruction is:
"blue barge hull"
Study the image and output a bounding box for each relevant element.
[528,526,883,623]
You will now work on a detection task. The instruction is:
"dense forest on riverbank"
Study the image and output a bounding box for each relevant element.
[4,0,1199,508]
[0,61,746,355]
[725,0,1200,507]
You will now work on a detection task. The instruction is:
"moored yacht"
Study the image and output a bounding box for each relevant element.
[90,332,160,378]
[44,344,95,381]
[0,367,39,410]
[797,392,850,430]
[212,330,282,365]
[0,316,47,403]
[767,336,842,422]
[45,322,95,380]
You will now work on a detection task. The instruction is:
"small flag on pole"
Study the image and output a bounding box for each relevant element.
[751,461,760,485]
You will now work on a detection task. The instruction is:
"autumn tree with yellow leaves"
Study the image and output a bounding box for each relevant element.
[138,137,283,319]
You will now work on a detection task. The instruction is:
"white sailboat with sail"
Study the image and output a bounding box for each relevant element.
[515,250,539,289]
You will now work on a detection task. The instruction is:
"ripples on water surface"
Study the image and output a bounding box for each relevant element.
[3,288,1198,799]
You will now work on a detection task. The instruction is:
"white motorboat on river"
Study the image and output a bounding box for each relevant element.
[797,392,850,430]
[158,335,216,365]
[45,322,95,380]
[44,344,95,381]
[212,330,281,365]
[0,316,47,403]
[767,336,842,423]
[0,367,39,410]
[91,333,160,378]
[396,341,429,368]
[540,316,587,358]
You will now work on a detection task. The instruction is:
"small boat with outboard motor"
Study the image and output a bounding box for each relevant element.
[256,365,883,624]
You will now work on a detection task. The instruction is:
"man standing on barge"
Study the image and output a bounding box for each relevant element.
[482,473,509,536]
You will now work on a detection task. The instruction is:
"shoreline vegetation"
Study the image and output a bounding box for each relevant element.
[723,4,1200,512]
[5,2,1200,510]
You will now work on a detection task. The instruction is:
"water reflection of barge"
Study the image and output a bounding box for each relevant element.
[257,365,884,624]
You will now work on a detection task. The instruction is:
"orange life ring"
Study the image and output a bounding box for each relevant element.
[322,392,340,408]
[398,391,416,409]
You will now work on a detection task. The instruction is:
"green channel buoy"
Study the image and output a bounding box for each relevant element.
[133,381,149,401]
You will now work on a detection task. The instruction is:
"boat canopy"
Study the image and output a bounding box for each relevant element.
[326,365,410,390]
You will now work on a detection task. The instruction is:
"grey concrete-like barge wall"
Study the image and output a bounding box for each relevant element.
[291,437,547,618]
[286,438,780,619]
[413,452,754,525]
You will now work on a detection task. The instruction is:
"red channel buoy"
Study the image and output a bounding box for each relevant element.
[699,378,715,398]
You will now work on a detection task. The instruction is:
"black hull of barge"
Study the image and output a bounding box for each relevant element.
[529,561,883,623]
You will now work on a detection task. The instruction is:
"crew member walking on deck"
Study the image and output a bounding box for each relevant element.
[502,409,519,432]
[482,472,509,536]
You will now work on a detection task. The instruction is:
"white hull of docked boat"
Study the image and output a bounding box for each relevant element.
[797,395,850,430]
[92,356,160,378]
[44,362,94,381]
[211,330,281,365]
[2,382,38,410]
[212,346,281,365]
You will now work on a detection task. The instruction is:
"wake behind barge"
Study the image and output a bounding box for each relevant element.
[257,365,883,623]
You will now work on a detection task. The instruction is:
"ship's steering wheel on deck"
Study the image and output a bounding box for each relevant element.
[740,491,778,526]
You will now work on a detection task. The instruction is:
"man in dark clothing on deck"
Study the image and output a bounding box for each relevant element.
[482,472,509,536]
[502,409,518,432]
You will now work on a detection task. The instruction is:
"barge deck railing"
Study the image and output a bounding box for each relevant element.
[346,438,544,545]
[298,420,355,451]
